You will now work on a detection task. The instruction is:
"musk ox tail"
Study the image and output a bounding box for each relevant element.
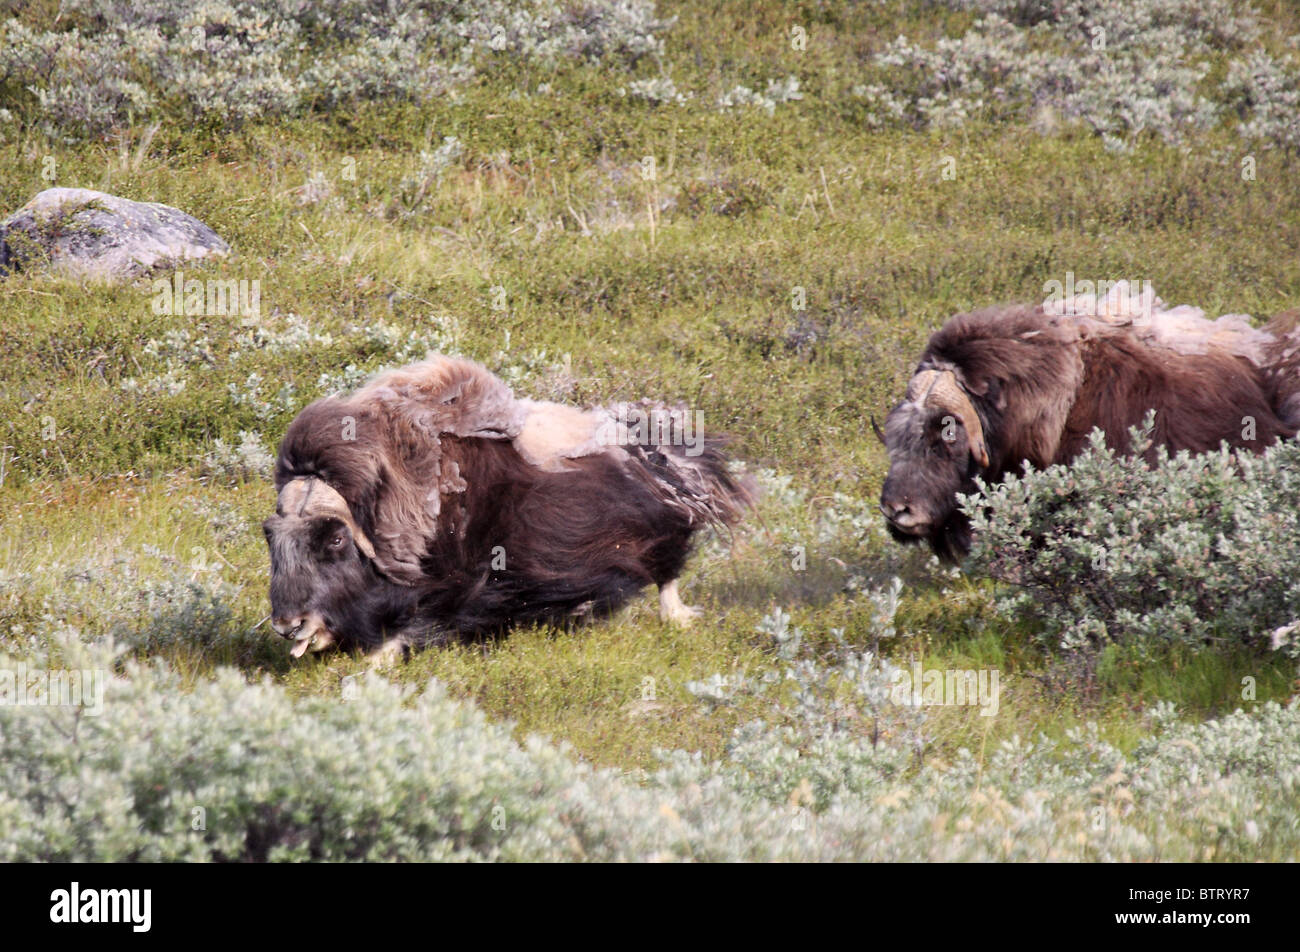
[603,400,756,530]
[1265,309,1300,431]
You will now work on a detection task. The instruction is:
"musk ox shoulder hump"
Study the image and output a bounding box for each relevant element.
[352,357,631,471]
[347,357,631,470]
[350,356,525,442]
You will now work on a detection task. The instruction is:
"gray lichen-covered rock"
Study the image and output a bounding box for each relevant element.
[0,188,229,280]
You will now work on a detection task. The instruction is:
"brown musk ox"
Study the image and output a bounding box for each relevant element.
[878,286,1299,561]
[263,357,753,658]
[1264,308,1300,430]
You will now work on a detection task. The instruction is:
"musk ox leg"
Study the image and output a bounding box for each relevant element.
[658,579,702,626]
[366,636,411,665]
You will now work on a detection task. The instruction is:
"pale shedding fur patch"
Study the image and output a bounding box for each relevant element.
[354,356,525,441]
[1043,279,1162,325]
[1140,309,1274,364]
[1044,280,1274,364]
[512,400,615,470]
[353,357,620,468]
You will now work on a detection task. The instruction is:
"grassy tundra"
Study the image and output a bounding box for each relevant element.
[0,0,1298,860]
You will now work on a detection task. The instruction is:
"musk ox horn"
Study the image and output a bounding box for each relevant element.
[870,415,887,446]
[908,369,990,469]
[278,477,378,561]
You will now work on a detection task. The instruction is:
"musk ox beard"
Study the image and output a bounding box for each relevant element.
[263,356,754,658]
[879,285,1300,561]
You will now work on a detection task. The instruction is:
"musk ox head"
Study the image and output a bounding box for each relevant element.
[878,368,990,561]
[262,357,517,656]
[264,476,418,657]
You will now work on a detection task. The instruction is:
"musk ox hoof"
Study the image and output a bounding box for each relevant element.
[658,580,703,627]
[366,638,411,666]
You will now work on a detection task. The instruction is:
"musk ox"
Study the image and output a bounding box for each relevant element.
[878,285,1300,560]
[1264,308,1300,430]
[264,357,753,658]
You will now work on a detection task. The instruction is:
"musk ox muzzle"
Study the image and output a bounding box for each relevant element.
[263,477,403,658]
[879,368,988,548]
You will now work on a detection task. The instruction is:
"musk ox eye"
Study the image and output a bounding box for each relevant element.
[328,533,347,550]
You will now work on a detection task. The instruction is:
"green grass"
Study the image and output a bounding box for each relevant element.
[1,0,1297,781]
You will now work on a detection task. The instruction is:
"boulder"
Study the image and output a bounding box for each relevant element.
[0,187,229,281]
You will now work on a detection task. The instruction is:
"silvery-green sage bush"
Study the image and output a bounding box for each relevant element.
[1223,48,1300,150]
[851,0,1300,151]
[3,617,1299,861]
[0,0,671,138]
[964,417,1300,656]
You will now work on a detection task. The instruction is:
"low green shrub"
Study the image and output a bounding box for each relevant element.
[2,595,1297,861]
[851,0,1300,151]
[965,418,1300,657]
[0,0,671,138]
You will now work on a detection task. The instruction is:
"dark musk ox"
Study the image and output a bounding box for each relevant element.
[878,293,1300,561]
[264,357,753,658]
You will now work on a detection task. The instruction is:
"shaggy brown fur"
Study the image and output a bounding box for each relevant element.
[1264,308,1300,429]
[264,357,753,656]
[880,304,1297,560]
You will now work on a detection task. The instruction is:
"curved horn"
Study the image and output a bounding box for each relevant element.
[278,477,379,561]
[870,414,887,446]
[908,369,990,469]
